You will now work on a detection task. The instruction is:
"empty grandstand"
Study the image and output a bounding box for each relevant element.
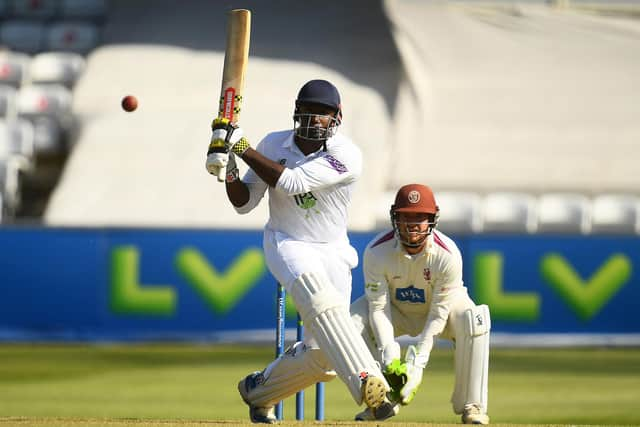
[0,0,637,235]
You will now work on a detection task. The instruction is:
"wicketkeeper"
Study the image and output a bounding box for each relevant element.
[350,183,491,424]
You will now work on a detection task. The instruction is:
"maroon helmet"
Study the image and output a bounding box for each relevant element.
[390,184,440,247]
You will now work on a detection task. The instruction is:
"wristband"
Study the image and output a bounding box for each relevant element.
[231,137,251,155]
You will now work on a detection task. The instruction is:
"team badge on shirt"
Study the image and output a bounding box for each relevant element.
[423,268,431,281]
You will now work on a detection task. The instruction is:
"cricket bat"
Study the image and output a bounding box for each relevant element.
[208,9,251,181]
[219,9,251,123]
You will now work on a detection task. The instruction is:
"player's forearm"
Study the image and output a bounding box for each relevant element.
[240,148,284,187]
[369,302,395,350]
[225,179,250,207]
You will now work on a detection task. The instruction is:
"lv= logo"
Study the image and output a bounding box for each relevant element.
[110,246,266,316]
[540,253,632,321]
[473,252,632,322]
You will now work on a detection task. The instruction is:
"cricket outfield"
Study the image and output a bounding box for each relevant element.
[0,344,638,426]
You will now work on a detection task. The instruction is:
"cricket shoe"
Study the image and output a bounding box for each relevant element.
[360,373,388,410]
[354,400,400,421]
[462,403,490,425]
[238,371,277,424]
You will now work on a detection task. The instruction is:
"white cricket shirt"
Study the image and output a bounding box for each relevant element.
[235,130,362,245]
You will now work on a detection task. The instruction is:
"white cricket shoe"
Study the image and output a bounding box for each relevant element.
[462,403,490,425]
[355,401,400,421]
[238,371,277,424]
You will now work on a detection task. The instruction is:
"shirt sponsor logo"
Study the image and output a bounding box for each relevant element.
[324,154,348,174]
[294,192,317,210]
[365,282,379,292]
[396,286,426,304]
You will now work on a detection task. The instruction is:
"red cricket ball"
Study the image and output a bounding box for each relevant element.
[121,95,138,112]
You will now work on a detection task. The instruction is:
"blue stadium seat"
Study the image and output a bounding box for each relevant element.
[46,21,99,54]
[0,0,9,16]
[60,0,108,21]
[0,20,46,54]
[11,0,57,19]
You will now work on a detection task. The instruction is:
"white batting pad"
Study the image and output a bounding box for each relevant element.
[291,272,389,405]
[452,304,490,414]
[240,341,336,407]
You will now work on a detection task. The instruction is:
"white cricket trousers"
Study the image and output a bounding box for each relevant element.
[263,229,358,346]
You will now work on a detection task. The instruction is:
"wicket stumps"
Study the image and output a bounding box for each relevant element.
[275,283,325,421]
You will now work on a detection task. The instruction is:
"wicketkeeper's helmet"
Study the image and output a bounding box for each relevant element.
[390,184,440,247]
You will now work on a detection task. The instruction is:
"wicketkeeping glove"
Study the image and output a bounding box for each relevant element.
[383,358,407,403]
[399,345,428,405]
[206,118,251,181]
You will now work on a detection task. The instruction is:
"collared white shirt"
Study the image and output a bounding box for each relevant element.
[363,229,468,355]
[235,129,362,244]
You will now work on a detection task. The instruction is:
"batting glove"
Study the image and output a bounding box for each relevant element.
[206,118,250,181]
[399,345,428,405]
[209,118,250,155]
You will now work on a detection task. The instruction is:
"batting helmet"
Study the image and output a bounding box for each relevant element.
[294,79,343,125]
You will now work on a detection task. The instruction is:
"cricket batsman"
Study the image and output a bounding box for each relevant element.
[350,183,491,424]
[207,79,391,423]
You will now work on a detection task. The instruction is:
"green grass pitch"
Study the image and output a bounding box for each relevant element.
[0,344,639,426]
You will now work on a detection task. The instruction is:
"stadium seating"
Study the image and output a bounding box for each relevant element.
[11,0,57,19]
[0,0,100,223]
[46,22,99,53]
[0,0,636,234]
[0,85,17,118]
[536,193,591,235]
[29,52,86,87]
[0,21,46,54]
[482,192,537,234]
[16,84,72,155]
[60,0,108,21]
[435,191,483,234]
[0,51,30,87]
[591,195,640,235]
[0,118,35,168]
